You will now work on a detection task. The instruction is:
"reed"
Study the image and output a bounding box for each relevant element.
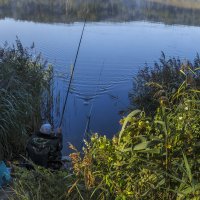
[0,39,53,159]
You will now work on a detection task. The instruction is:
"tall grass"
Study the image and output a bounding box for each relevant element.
[0,39,53,160]
[10,165,70,200]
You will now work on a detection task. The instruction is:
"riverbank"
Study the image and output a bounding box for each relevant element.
[8,55,200,200]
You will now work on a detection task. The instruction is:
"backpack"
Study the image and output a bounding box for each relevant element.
[27,136,51,167]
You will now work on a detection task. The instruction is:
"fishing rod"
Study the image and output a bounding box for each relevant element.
[59,19,86,127]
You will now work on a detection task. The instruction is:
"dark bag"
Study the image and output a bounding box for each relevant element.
[26,136,51,167]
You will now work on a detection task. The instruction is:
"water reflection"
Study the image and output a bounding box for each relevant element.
[1,0,200,25]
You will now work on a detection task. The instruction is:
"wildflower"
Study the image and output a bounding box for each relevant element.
[138,121,145,128]
[166,144,172,149]
[185,106,189,111]
[69,143,77,151]
[69,153,80,162]
[112,136,118,145]
[179,116,183,120]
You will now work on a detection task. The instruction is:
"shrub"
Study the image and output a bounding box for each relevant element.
[68,65,200,199]
[0,39,53,159]
[129,53,200,114]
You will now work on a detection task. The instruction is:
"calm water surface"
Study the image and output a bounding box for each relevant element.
[1,0,200,154]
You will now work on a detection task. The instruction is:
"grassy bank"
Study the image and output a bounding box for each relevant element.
[0,40,52,160]
[11,55,200,199]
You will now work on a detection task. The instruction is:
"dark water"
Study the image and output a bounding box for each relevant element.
[1,0,200,154]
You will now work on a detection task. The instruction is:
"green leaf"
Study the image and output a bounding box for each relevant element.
[138,148,161,154]
[134,141,150,150]
[119,110,141,142]
[154,120,167,135]
[182,183,200,195]
[182,152,192,183]
[190,89,200,93]
[180,69,186,76]
[155,178,165,188]
[120,148,132,153]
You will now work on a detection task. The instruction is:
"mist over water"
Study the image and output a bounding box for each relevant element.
[1,0,200,154]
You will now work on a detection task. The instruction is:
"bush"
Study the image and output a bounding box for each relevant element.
[129,53,200,114]
[68,64,200,199]
[0,39,53,159]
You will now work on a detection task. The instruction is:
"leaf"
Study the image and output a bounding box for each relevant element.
[190,89,200,93]
[136,135,147,142]
[120,148,132,153]
[146,82,163,89]
[182,183,200,195]
[134,141,150,150]
[138,148,161,154]
[155,178,165,188]
[168,173,188,186]
[180,69,186,76]
[119,110,141,142]
[189,68,196,75]
[154,120,167,135]
[182,152,192,183]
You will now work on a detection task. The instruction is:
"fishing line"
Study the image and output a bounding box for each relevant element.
[84,61,105,137]
[59,19,86,127]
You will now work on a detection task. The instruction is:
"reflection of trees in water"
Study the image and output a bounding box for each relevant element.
[1,0,200,25]
[149,0,200,10]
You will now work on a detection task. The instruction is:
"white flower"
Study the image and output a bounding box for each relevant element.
[179,116,183,120]
[185,107,189,111]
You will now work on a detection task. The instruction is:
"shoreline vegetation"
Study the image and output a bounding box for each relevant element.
[0,40,52,160]
[1,42,199,199]
[1,0,200,26]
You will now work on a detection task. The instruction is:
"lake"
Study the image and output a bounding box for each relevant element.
[1,0,200,154]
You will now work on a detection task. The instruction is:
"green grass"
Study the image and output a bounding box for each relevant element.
[10,165,70,200]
